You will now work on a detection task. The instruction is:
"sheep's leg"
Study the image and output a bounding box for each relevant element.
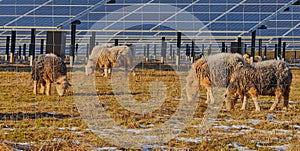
[206,88,210,104]
[108,68,111,74]
[206,87,214,104]
[33,80,37,94]
[282,91,290,110]
[39,81,45,94]
[252,97,260,111]
[45,80,51,96]
[270,90,282,111]
[249,88,260,111]
[240,96,248,110]
[104,68,108,78]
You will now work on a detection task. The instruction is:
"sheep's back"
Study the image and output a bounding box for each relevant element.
[43,54,67,82]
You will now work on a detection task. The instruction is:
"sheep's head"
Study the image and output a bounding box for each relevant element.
[85,60,95,76]
[224,83,239,110]
[55,76,71,96]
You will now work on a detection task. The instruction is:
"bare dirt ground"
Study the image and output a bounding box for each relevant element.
[0,63,299,150]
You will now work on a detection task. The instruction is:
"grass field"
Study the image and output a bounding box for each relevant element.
[0,63,299,150]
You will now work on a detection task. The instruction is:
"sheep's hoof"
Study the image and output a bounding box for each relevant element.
[240,108,246,111]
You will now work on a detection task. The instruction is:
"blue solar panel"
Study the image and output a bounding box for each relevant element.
[266,21,294,28]
[232,5,282,12]
[0,17,16,25]
[246,0,292,3]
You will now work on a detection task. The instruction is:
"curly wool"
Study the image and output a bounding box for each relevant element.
[194,53,246,87]
[31,53,67,82]
[230,60,292,96]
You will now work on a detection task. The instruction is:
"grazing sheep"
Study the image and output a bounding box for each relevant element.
[85,44,113,76]
[32,53,71,96]
[85,44,135,77]
[224,60,292,111]
[243,53,262,64]
[186,53,246,104]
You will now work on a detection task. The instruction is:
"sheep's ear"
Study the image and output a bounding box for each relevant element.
[55,82,61,85]
[67,82,72,86]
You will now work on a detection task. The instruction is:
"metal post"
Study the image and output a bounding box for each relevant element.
[5,36,10,61]
[86,44,90,60]
[18,46,21,60]
[264,45,267,60]
[244,44,247,55]
[186,44,190,56]
[208,44,212,55]
[238,37,242,54]
[154,44,156,56]
[251,30,256,63]
[282,42,286,61]
[202,44,204,55]
[176,32,181,66]
[146,44,150,62]
[222,42,225,53]
[170,44,173,59]
[40,39,44,54]
[70,20,81,66]
[90,32,96,53]
[30,28,36,58]
[278,38,282,59]
[115,39,118,46]
[161,37,166,63]
[10,30,16,63]
[294,50,297,63]
[258,39,262,57]
[274,44,278,60]
[22,44,26,61]
[191,40,195,63]
[75,43,79,61]
[225,46,228,53]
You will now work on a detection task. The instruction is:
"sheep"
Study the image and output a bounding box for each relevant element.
[85,44,113,76]
[186,53,247,104]
[31,53,71,96]
[243,53,262,64]
[224,60,292,111]
[85,44,135,77]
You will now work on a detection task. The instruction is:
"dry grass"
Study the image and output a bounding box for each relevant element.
[0,63,299,150]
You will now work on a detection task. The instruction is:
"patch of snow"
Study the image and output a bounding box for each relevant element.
[232,142,256,151]
[144,135,158,140]
[213,125,231,131]
[95,147,117,151]
[69,127,78,131]
[125,129,143,134]
[177,137,202,143]
[267,114,276,120]
[2,128,15,131]
[292,125,300,130]
[250,120,260,125]
[75,132,84,137]
[231,125,254,130]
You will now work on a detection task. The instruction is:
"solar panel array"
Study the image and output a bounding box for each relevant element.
[0,0,299,54]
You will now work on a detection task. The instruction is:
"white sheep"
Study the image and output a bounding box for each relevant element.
[85,44,135,77]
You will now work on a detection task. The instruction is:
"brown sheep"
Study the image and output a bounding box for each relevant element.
[224,60,292,111]
[186,53,246,104]
[31,54,71,96]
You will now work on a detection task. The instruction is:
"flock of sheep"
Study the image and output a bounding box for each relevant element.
[30,45,293,111]
[186,53,292,111]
